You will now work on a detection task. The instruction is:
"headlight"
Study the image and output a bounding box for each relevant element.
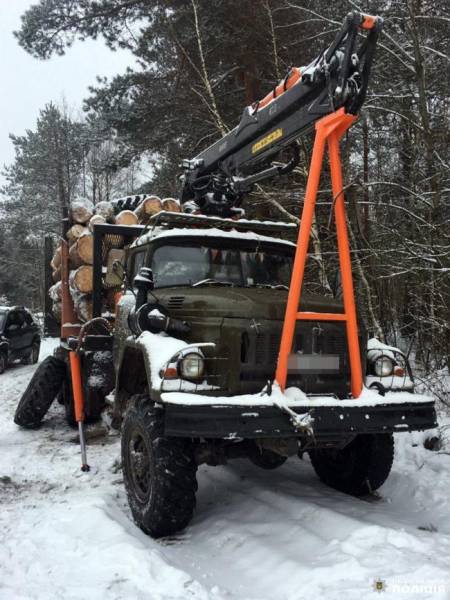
[179,352,205,381]
[374,356,394,377]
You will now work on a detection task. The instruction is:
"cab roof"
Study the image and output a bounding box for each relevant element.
[131,211,297,249]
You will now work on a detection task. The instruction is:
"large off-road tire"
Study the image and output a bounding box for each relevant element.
[0,352,7,375]
[308,434,394,496]
[249,446,288,470]
[62,373,104,428]
[121,394,198,538]
[14,356,66,428]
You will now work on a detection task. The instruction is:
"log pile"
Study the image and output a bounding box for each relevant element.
[49,195,181,323]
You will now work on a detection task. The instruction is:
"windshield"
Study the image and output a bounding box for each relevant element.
[151,242,293,289]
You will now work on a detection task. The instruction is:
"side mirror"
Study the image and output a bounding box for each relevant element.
[134,267,154,309]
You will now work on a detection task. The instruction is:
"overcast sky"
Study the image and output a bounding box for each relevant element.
[0,1,135,184]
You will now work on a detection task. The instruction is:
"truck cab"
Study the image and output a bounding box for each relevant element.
[116,222,355,400]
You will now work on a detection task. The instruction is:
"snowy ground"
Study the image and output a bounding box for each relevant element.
[1,340,450,600]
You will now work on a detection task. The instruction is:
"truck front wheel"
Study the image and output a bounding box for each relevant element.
[308,433,394,496]
[121,395,198,538]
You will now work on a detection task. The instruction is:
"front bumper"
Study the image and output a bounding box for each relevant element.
[162,394,437,439]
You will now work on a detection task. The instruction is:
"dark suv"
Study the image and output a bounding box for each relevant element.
[0,307,41,374]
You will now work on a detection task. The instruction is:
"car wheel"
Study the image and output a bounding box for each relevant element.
[21,340,40,366]
[61,373,104,428]
[122,394,198,538]
[31,340,40,364]
[308,434,394,496]
[0,353,6,375]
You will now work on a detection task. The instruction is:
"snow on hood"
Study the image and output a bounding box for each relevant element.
[136,330,188,389]
[132,227,296,248]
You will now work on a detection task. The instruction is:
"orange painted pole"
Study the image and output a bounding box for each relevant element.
[275,108,363,397]
[328,133,363,398]
[69,351,90,471]
[69,351,85,422]
[275,130,327,389]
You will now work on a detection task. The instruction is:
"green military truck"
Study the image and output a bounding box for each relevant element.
[14,10,437,538]
[14,211,436,538]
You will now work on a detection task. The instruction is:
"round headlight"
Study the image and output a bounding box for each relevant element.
[179,353,205,381]
[374,356,394,377]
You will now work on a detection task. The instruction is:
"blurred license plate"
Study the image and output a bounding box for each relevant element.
[287,354,340,373]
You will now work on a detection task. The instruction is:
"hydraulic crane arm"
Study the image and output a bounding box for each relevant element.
[180,12,382,217]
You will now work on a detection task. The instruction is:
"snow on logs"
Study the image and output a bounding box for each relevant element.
[70,198,94,224]
[49,195,181,323]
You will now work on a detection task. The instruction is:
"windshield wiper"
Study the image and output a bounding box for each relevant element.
[255,283,289,291]
[192,278,235,287]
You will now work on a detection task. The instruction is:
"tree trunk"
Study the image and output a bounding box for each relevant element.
[69,243,84,268]
[77,233,94,264]
[67,224,89,244]
[70,265,93,294]
[50,245,62,271]
[162,198,181,213]
[73,294,93,322]
[134,196,162,222]
[71,200,94,224]
[116,210,139,226]
[88,214,106,232]
[94,200,115,221]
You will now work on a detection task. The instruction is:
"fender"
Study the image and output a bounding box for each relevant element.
[114,332,204,419]
[114,338,153,418]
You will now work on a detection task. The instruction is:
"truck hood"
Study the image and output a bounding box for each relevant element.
[156,286,343,321]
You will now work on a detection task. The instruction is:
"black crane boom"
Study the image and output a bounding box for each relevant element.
[180,12,382,217]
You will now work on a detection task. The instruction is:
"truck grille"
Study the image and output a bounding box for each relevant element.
[255,333,280,365]
[240,321,351,397]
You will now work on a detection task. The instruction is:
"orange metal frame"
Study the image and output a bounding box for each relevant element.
[275,107,363,398]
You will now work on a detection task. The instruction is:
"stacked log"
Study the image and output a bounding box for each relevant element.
[67,224,89,244]
[71,198,94,224]
[49,193,183,323]
[116,210,139,226]
[134,196,162,223]
[162,197,181,212]
[88,214,106,231]
[49,281,62,323]
[94,200,114,222]
[70,265,94,294]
